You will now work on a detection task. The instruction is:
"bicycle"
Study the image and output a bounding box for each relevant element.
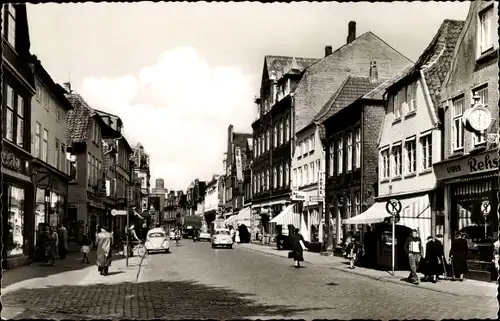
[119,240,148,259]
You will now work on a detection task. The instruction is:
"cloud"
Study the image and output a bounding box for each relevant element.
[80,47,257,190]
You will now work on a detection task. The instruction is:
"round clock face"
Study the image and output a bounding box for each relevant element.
[468,106,491,132]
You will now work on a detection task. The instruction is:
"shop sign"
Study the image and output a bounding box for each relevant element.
[317,171,325,197]
[87,191,103,203]
[291,190,307,201]
[2,150,25,174]
[235,147,243,182]
[434,150,498,181]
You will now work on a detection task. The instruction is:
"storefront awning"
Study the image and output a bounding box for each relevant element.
[342,202,390,224]
[270,204,300,227]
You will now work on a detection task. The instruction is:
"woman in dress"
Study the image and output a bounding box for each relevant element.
[45,226,58,266]
[96,225,113,276]
[290,228,307,268]
[450,233,468,281]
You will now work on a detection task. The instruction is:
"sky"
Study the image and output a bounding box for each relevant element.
[27,2,470,191]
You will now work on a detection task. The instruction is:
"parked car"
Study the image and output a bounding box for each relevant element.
[199,229,211,242]
[144,228,170,253]
[211,228,233,249]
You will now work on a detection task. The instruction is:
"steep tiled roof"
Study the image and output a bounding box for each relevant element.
[388,19,465,115]
[66,93,95,147]
[293,31,413,134]
[314,76,384,123]
[264,55,319,80]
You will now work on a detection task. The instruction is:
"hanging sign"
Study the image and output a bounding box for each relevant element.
[235,147,244,182]
[317,171,325,197]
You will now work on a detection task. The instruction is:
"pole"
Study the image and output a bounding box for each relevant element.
[391,216,395,276]
[126,203,129,267]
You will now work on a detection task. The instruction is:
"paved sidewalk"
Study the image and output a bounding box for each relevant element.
[238,243,497,298]
[1,251,143,320]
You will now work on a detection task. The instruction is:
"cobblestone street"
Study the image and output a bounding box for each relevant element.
[2,241,497,320]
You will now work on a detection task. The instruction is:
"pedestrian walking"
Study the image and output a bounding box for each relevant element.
[235,227,241,244]
[404,229,423,284]
[57,223,69,259]
[289,228,307,268]
[422,236,444,283]
[96,225,113,276]
[230,226,236,243]
[81,234,91,264]
[45,226,58,266]
[450,232,468,281]
[345,237,360,269]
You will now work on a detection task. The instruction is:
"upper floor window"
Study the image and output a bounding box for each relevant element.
[479,6,495,54]
[298,141,303,156]
[354,129,361,169]
[405,82,417,114]
[394,92,402,119]
[310,161,316,183]
[285,162,289,186]
[346,133,353,171]
[56,108,61,122]
[265,168,270,190]
[265,130,270,151]
[304,138,309,155]
[279,121,284,145]
[6,4,16,48]
[392,144,402,177]
[35,122,41,158]
[316,159,321,176]
[329,143,334,176]
[309,135,315,152]
[304,164,309,185]
[273,166,277,189]
[298,167,303,187]
[337,139,343,174]
[273,126,277,148]
[55,139,60,169]
[381,148,390,180]
[285,117,290,142]
[293,168,297,189]
[451,96,465,151]
[279,164,283,187]
[405,139,416,175]
[420,134,432,171]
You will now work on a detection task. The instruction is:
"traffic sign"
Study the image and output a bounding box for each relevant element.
[111,209,127,216]
[386,199,402,215]
[481,200,491,216]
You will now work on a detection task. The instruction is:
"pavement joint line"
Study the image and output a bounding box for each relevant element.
[238,244,489,298]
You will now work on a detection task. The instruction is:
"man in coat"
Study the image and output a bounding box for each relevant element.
[404,229,423,284]
[96,225,113,276]
[450,232,468,281]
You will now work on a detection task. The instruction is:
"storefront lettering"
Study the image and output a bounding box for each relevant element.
[446,165,461,173]
[2,151,22,172]
[468,154,499,173]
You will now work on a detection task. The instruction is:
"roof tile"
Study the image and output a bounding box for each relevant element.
[66,93,95,147]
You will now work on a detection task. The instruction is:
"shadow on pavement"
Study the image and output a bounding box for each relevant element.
[1,251,133,289]
[3,279,337,319]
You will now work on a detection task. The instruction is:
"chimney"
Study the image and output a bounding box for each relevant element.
[325,46,333,57]
[369,61,378,83]
[228,124,234,143]
[347,21,356,44]
[63,82,72,94]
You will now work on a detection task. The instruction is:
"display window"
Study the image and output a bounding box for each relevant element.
[5,185,26,257]
[451,179,498,273]
[34,188,46,247]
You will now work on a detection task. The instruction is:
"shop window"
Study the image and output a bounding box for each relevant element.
[452,96,464,151]
[6,185,25,257]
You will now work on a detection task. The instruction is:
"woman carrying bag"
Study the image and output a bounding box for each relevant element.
[289,228,308,268]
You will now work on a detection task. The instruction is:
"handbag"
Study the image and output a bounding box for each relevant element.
[288,251,294,258]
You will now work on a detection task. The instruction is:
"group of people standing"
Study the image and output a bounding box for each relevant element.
[38,223,69,266]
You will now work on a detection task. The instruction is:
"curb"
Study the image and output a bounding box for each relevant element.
[239,244,491,298]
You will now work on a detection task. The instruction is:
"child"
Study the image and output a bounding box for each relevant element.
[81,234,91,264]
[346,238,360,269]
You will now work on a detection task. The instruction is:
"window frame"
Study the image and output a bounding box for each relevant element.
[346,133,353,171]
[354,129,361,169]
[329,143,334,176]
[6,4,16,48]
[391,143,403,177]
[337,138,343,174]
[304,164,309,185]
[380,147,390,180]
[35,122,41,158]
[404,138,417,175]
[451,96,465,151]
[55,139,60,169]
[15,94,24,147]
[478,5,494,55]
[42,129,49,163]
[420,134,433,171]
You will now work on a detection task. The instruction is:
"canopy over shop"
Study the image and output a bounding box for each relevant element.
[342,194,432,273]
[224,206,252,227]
[270,203,301,230]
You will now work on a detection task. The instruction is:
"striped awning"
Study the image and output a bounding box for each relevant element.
[396,194,432,257]
[270,204,300,227]
[342,202,389,224]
